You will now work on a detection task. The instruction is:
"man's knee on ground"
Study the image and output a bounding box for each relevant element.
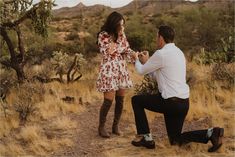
[169,136,183,146]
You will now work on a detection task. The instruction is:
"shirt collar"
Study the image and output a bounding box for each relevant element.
[162,43,175,49]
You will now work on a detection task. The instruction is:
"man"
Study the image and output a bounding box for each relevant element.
[131,25,224,152]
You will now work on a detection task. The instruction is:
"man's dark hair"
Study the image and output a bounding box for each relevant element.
[99,11,125,42]
[158,25,175,43]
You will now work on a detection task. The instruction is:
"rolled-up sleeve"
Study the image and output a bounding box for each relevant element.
[135,51,163,75]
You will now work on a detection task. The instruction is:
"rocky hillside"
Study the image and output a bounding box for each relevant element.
[52,2,111,18]
[52,0,233,18]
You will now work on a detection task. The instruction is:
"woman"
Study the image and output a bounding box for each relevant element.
[96,11,136,138]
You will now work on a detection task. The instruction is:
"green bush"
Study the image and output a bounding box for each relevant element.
[135,76,158,95]
[194,33,234,65]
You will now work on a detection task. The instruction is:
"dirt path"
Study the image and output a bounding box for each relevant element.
[54,100,135,157]
[55,100,232,157]
[72,102,105,157]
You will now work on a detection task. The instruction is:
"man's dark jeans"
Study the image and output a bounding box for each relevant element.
[131,93,209,145]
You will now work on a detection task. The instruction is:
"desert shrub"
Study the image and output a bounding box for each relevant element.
[126,28,156,53]
[220,35,235,63]
[26,46,53,65]
[135,75,158,95]
[125,13,157,53]
[84,35,99,56]
[124,11,133,16]
[211,63,235,89]
[195,48,228,65]
[152,6,234,59]
[12,81,45,123]
[64,32,79,41]
[127,32,145,51]
[25,59,54,82]
[193,34,234,65]
[186,68,197,88]
[0,66,17,97]
[63,42,83,55]
[72,22,81,31]
[51,51,87,83]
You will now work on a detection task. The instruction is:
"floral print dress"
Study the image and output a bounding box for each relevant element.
[96,31,135,92]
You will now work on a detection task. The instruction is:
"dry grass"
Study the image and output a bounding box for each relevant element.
[0,60,234,156]
[0,115,19,138]
[0,79,84,156]
[0,141,25,156]
[51,116,77,130]
[186,63,235,138]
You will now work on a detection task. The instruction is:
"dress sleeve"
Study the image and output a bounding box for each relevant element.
[118,33,136,63]
[97,32,111,56]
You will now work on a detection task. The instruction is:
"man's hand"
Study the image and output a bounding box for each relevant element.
[139,51,149,64]
[131,51,139,61]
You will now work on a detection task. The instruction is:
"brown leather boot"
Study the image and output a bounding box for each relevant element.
[98,99,112,138]
[208,127,224,152]
[112,96,124,135]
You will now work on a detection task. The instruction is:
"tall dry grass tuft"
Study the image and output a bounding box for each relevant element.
[0,115,19,138]
[50,116,77,130]
[0,141,25,156]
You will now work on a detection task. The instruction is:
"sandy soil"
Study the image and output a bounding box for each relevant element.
[53,99,234,157]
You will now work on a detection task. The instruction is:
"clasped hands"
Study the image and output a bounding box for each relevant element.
[132,51,149,64]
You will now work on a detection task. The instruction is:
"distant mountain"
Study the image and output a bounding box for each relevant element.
[52,1,188,18]
[52,0,234,18]
[117,0,186,14]
[53,2,111,18]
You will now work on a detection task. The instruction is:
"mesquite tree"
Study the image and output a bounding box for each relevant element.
[0,0,55,82]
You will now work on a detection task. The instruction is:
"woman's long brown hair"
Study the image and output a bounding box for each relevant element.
[98,11,125,43]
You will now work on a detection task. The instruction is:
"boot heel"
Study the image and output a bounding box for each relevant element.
[219,128,224,137]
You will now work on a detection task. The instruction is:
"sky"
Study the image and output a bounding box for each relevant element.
[33,0,133,9]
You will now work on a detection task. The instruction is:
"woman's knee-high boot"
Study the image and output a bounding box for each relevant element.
[112,96,124,135]
[98,99,112,138]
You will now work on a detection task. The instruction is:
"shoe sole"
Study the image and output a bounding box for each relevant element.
[131,142,155,149]
[99,133,110,138]
[219,128,224,137]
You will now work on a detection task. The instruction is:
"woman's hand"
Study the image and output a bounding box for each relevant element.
[109,42,116,54]
[138,51,149,64]
[131,51,139,61]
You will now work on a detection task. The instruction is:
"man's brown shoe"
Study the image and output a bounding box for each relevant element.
[131,136,155,149]
[208,127,224,152]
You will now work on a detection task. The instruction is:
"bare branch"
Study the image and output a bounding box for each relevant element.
[67,55,78,83]
[74,74,82,82]
[0,27,17,63]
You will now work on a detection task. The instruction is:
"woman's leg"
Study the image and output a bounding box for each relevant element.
[112,89,125,135]
[98,91,115,138]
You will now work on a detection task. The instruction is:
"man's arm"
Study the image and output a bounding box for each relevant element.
[135,51,163,75]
